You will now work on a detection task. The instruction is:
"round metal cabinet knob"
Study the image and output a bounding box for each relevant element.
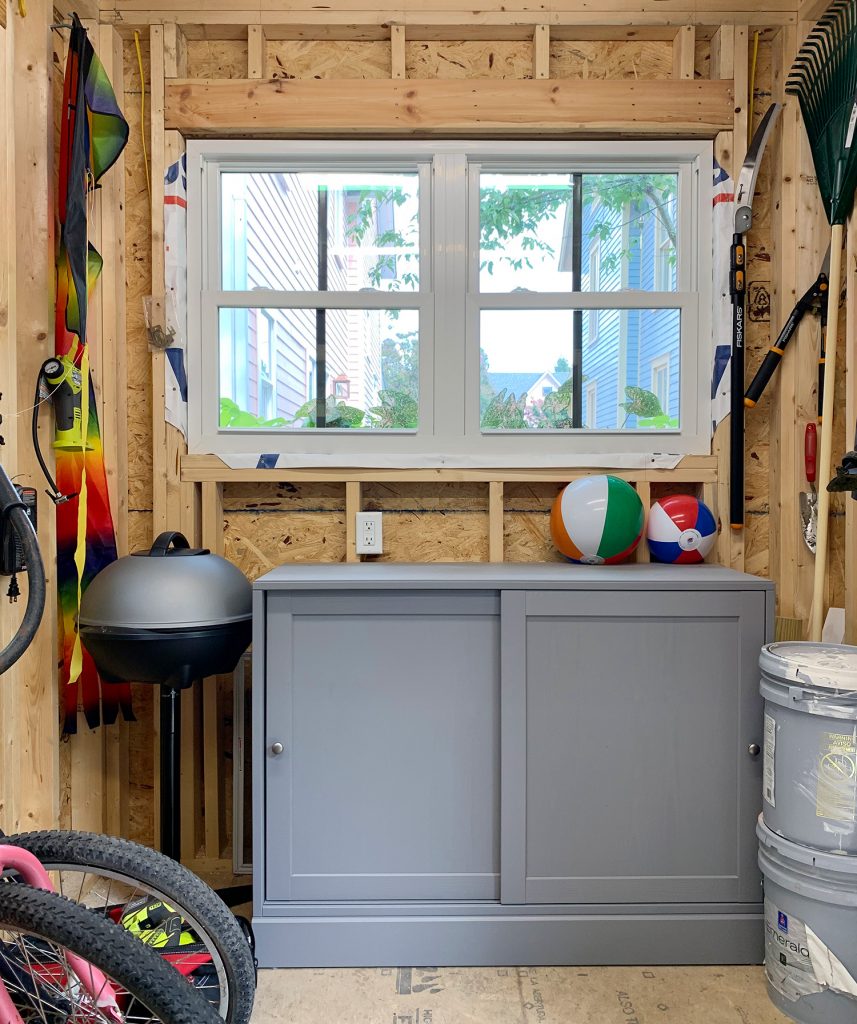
[748,743,761,758]
[270,742,284,756]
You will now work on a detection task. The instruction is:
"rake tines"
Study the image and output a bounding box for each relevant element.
[787,0,857,224]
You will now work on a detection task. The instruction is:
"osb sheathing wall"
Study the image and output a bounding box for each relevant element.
[105,13,846,856]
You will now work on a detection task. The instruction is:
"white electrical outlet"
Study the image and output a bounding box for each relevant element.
[356,511,383,554]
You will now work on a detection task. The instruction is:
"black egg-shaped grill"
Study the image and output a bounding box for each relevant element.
[79,531,252,689]
[79,531,252,860]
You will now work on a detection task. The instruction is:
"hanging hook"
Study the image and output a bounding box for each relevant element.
[51,21,73,31]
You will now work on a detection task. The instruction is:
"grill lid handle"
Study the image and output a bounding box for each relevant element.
[149,531,210,557]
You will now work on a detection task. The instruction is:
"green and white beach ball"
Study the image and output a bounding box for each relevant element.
[550,475,644,564]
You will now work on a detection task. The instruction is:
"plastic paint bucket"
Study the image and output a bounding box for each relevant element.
[758,817,857,1024]
[760,642,857,853]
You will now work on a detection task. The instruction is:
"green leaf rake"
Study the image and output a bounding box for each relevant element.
[787,0,857,640]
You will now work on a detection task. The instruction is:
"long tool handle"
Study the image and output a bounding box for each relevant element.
[809,223,844,641]
[818,318,827,423]
[745,306,801,408]
[730,232,746,529]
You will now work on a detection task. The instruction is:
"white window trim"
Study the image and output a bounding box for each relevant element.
[187,139,713,466]
[651,352,671,412]
[585,380,598,429]
[587,239,601,346]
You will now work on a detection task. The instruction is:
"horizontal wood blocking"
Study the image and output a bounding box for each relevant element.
[180,455,718,484]
[99,4,796,41]
[166,76,734,135]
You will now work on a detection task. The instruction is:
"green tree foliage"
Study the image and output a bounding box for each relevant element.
[368,389,419,429]
[620,386,678,429]
[481,388,528,429]
[290,397,365,428]
[554,356,571,374]
[219,397,287,429]
[380,331,418,401]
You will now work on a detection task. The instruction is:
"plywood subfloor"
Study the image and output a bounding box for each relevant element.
[250,964,791,1022]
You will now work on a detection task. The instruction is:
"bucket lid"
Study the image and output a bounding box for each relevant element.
[759,641,857,693]
[757,816,857,875]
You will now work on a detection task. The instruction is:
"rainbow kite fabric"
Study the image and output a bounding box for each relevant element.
[56,14,132,733]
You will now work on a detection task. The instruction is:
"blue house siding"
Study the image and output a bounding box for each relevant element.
[581,195,680,429]
[581,199,622,428]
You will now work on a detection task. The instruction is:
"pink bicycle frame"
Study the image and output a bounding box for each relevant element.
[0,846,122,1023]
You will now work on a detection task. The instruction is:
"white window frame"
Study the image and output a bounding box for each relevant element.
[651,353,671,413]
[187,139,712,466]
[587,239,601,345]
[256,311,275,419]
[585,380,598,429]
[654,214,675,292]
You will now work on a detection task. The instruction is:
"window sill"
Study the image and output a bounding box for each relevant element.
[180,452,717,482]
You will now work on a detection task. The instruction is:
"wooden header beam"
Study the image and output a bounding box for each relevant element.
[101,12,791,41]
[166,77,734,136]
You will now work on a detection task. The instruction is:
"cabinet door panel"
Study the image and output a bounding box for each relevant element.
[504,590,764,905]
[265,591,500,902]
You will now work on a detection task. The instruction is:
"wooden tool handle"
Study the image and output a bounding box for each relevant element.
[809,223,844,641]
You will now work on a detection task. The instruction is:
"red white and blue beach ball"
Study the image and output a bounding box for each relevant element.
[647,495,717,564]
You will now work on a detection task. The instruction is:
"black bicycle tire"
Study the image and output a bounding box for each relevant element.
[0,884,223,1023]
[0,830,256,1024]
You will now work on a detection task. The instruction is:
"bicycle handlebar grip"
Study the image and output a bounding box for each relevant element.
[744,345,784,408]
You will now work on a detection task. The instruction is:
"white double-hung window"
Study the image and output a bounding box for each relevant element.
[188,140,712,466]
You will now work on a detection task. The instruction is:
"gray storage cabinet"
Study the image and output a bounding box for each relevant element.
[253,563,773,967]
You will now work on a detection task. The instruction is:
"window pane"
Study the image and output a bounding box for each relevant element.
[221,171,420,293]
[218,307,419,430]
[480,174,574,293]
[581,173,678,292]
[480,308,680,430]
[478,171,678,294]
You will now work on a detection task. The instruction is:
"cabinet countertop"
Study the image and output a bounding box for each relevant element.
[254,562,773,591]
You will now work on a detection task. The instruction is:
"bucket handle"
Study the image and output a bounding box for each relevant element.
[149,531,190,557]
[790,684,857,706]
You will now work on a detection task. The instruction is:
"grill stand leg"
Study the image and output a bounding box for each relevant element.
[159,684,182,861]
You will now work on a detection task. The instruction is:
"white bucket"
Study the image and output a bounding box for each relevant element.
[760,642,857,853]
[758,816,857,1024]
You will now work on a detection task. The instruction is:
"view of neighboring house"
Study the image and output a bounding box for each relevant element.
[580,193,679,429]
[220,172,394,424]
[486,371,570,405]
[222,170,679,432]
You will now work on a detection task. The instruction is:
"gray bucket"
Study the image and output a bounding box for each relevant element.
[758,817,857,1024]
[760,642,857,853]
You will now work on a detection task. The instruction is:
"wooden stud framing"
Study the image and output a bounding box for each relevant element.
[488,482,504,563]
[345,481,362,562]
[98,23,131,838]
[634,482,651,562]
[200,481,224,858]
[709,23,748,573]
[165,78,734,137]
[672,24,695,79]
[3,0,59,833]
[390,24,406,79]
[533,24,550,80]
[769,25,808,629]
[248,25,266,78]
[0,19,18,834]
[151,27,168,539]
